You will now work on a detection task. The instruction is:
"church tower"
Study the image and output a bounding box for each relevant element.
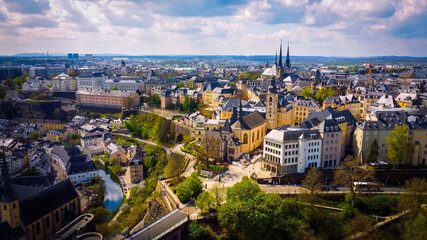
[0,148,20,229]
[276,40,283,79]
[285,41,291,68]
[266,78,279,130]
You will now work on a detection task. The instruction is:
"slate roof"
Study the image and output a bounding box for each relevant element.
[318,119,342,133]
[19,179,78,226]
[67,161,97,175]
[232,111,266,130]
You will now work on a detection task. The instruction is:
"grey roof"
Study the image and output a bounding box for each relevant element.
[19,179,78,226]
[232,111,266,130]
[318,119,343,133]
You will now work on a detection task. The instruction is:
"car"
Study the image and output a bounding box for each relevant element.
[82,206,88,212]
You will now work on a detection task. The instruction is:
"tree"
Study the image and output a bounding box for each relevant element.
[53,108,61,120]
[182,94,190,113]
[302,167,323,205]
[3,78,16,89]
[13,72,29,90]
[315,88,336,105]
[150,93,160,106]
[195,191,214,212]
[112,123,118,130]
[300,86,314,98]
[188,221,215,240]
[163,153,187,179]
[366,138,379,163]
[387,125,415,169]
[198,133,222,167]
[88,206,110,224]
[0,87,6,101]
[176,172,202,202]
[178,82,184,88]
[210,183,226,206]
[333,155,374,207]
[29,131,41,140]
[71,133,79,140]
[218,177,289,240]
[157,119,171,144]
[399,178,427,215]
[186,80,195,89]
[111,87,118,90]
[405,213,427,240]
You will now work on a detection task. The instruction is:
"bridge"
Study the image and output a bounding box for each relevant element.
[50,213,99,240]
[125,204,198,240]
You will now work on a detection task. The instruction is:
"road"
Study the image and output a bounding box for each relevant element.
[126,205,198,240]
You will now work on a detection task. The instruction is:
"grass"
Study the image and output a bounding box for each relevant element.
[195,163,225,171]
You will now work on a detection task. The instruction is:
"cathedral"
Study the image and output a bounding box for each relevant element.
[261,40,292,81]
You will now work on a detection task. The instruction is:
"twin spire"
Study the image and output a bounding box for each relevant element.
[275,39,291,68]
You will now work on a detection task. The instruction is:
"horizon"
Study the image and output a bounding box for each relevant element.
[0,1,426,56]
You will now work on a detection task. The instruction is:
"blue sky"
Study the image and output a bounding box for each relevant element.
[0,0,426,56]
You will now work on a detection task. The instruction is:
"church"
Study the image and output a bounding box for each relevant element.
[261,40,292,81]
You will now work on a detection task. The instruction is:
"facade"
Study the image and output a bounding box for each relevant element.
[50,73,77,91]
[318,119,343,168]
[323,94,361,120]
[231,110,267,154]
[77,72,108,90]
[293,98,322,125]
[106,143,127,164]
[76,89,140,109]
[262,128,322,175]
[46,130,66,142]
[81,131,103,147]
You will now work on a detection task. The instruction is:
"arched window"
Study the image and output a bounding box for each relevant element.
[252,132,254,142]
[257,129,260,140]
[243,133,248,144]
[269,97,273,102]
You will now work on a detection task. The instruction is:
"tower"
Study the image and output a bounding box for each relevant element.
[285,41,291,68]
[264,60,268,70]
[0,148,20,229]
[276,39,283,79]
[266,78,279,130]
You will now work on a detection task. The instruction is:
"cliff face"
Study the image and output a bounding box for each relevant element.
[144,198,169,226]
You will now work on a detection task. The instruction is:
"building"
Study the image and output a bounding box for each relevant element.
[81,131,103,147]
[50,73,77,91]
[46,130,66,142]
[231,109,267,154]
[126,144,144,183]
[262,128,322,175]
[77,72,108,90]
[105,143,126,164]
[0,153,80,240]
[318,119,343,168]
[76,89,140,109]
[322,94,361,120]
[395,93,419,108]
[293,98,322,125]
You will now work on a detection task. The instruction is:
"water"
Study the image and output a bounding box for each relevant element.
[98,169,123,211]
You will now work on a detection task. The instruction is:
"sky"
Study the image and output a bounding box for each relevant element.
[0,0,426,57]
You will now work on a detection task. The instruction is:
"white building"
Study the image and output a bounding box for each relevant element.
[50,73,77,91]
[81,131,103,147]
[262,128,322,175]
[22,77,45,92]
[77,72,108,90]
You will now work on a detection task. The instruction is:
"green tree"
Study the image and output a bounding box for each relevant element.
[178,82,184,88]
[157,119,171,144]
[300,86,314,98]
[302,167,323,205]
[71,133,79,140]
[333,155,374,207]
[315,88,336,105]
[112,123,118,130]
[399,178,427,216]
[163,153,187,179]
[210,183,226,206]
[182,94,190,113]
[186,79,195,89]
[188,221,215,240]
[176,172,202,202]
[366,138,379,163]
[88,206,110,224]
[0,87,6,101]
[150,93,160,106]
[195,191,214,212]
[13,72,29,90]
[111,87,118,90]
[29,131,41,140]
[387,125,415,168]
[3,78,16,90]
[405,213,427,240]
[218,177,289,240]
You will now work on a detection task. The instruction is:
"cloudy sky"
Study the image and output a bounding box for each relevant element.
[0,0,426,56]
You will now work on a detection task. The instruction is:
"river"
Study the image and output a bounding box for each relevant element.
[98,169,123,211]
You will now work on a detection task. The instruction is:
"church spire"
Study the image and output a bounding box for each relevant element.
[274,51,277,65]
[278,39,283,68]
[286,41,291,68]
[2,147,13,201]
[239,99,243,121]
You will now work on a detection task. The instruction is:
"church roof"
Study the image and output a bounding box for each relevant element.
[232,111,266,130]
[19,179,78,226]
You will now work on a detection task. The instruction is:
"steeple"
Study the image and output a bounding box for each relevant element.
[2,147,13,201]
[274,51,277,65]
[285,41,291,68]
[239,99,243,121]
[278,39,283,68]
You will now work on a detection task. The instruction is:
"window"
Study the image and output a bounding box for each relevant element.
[46,216,50,228]
[243,133,248,144]
[36,222,41,234]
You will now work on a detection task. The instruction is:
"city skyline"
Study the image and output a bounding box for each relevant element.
[0,0,426,57]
